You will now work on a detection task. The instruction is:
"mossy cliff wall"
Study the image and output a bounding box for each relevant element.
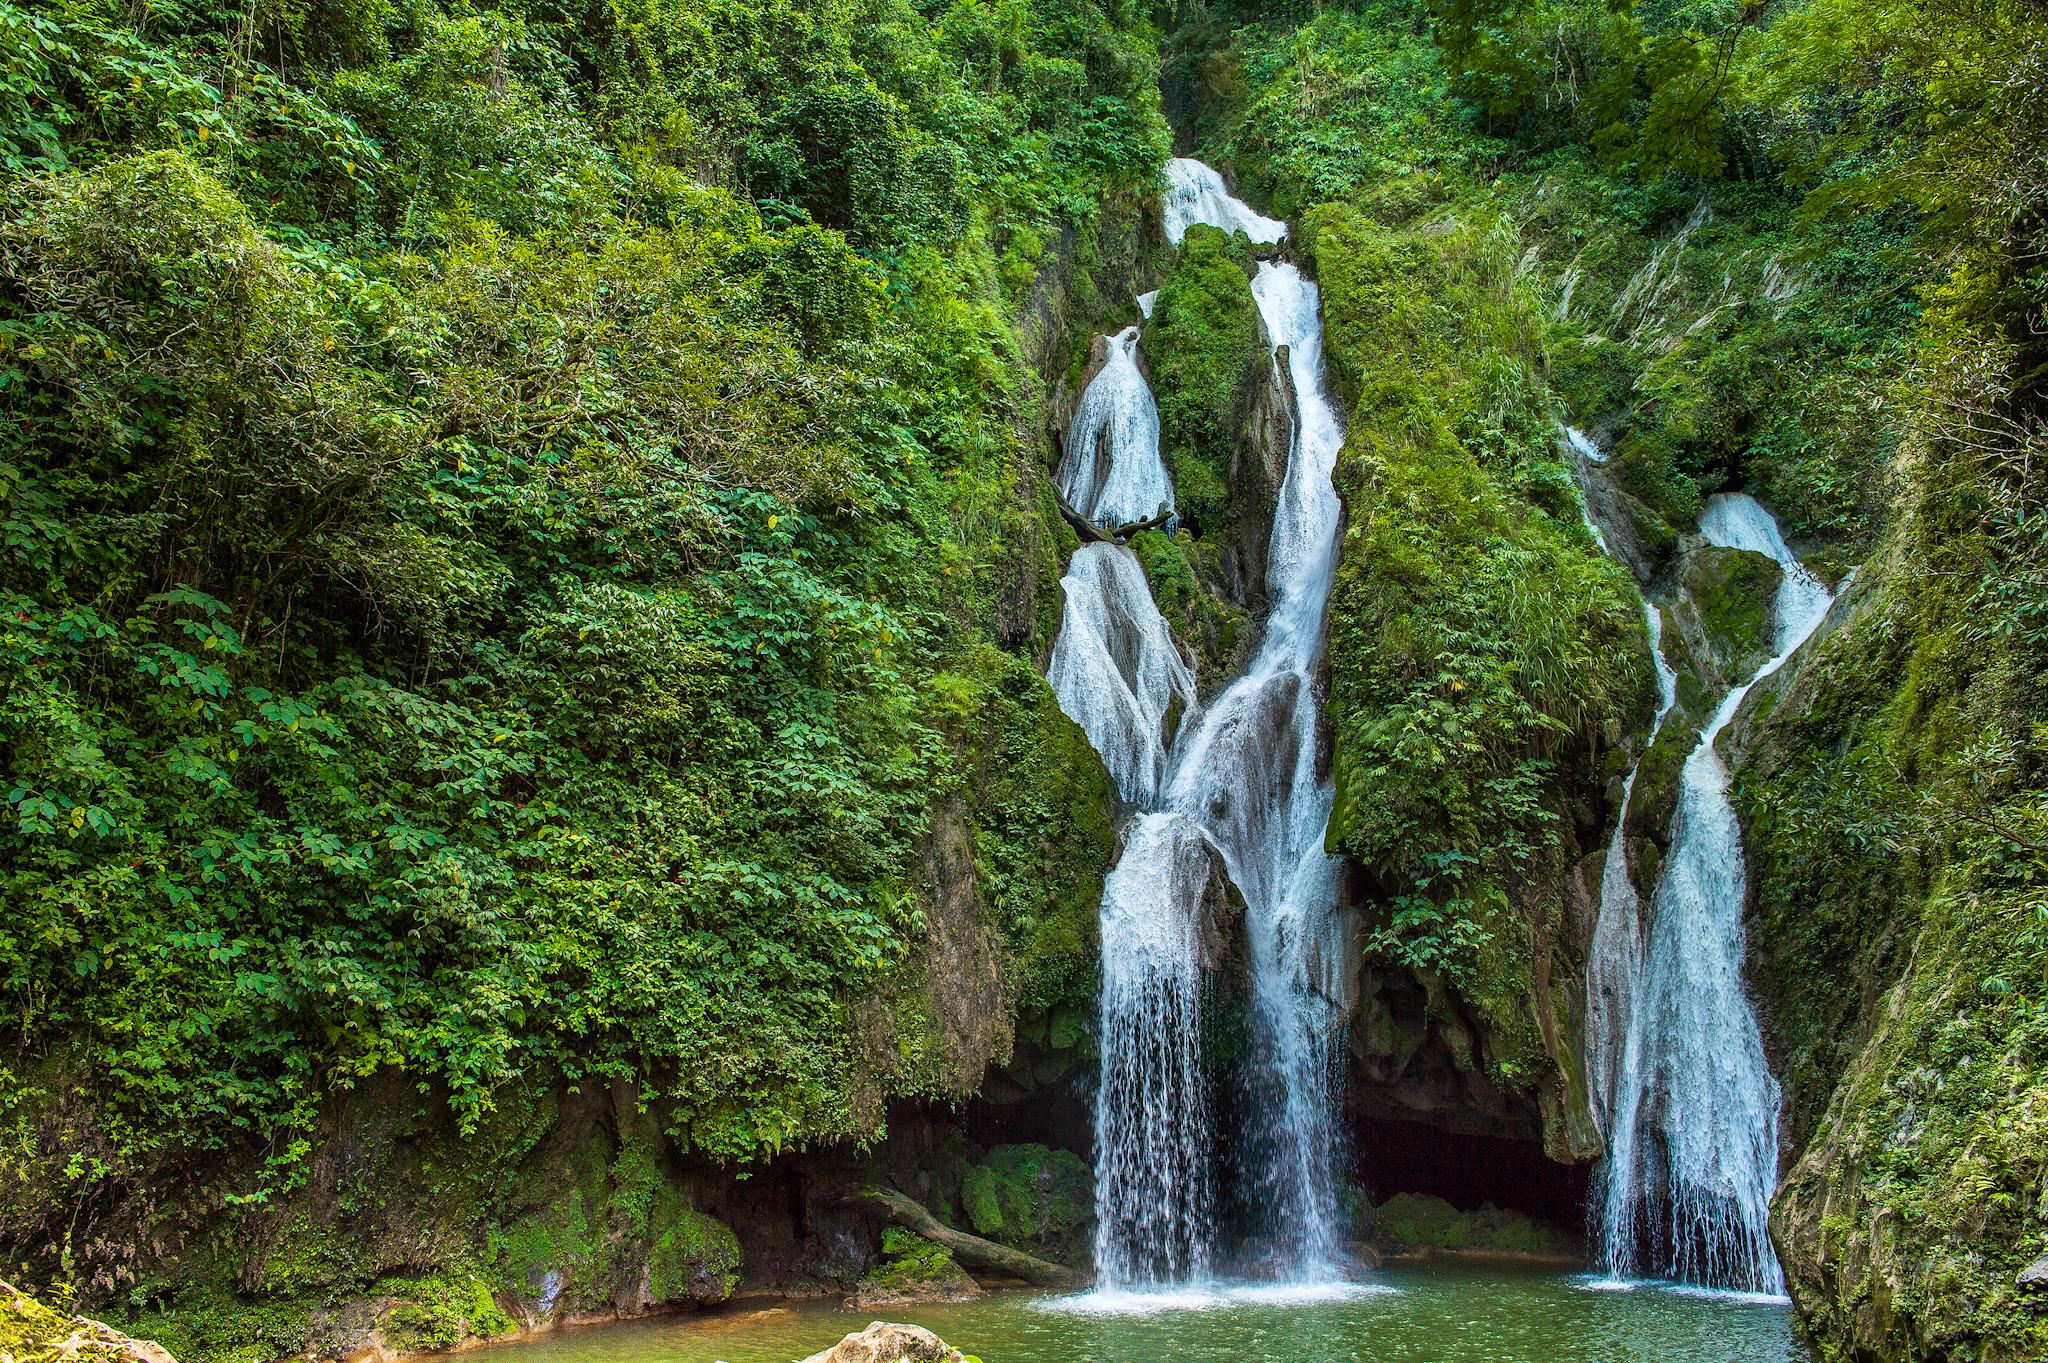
[1303,198,1649,1165]
[1732,473,2048,1361]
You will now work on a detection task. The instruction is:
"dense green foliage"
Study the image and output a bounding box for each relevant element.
[4,0,2045,1354]
[1309,198,1648,995]
[1140,221,1262,529]
[1183,0,1916,552]
[0,0,1163,1228]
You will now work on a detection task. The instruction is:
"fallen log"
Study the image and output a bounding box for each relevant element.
[1053,494,1174,546]
[1110,507,1174,540]
[1054,493,1112,544]
[859,1187,1085,1289]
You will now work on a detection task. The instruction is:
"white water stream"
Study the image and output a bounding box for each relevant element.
[1588,493,1833,1295]
[1163,158,1288,247]
[1049,161,1350,1291]
[1058,327,1175,528]
[1583,603,1676,1139]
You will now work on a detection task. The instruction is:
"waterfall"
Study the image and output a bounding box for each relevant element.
[1092,811,1221,1287]
[1162,158,1288,248]
[1561,425,1612,552]
[1592,493,1833,1295]
[1048,543,1198,807]
[1058,327,1174,528]
[1565,425,1608,464]
[1050,160,1351,1292]
[1583,605,1677,1137]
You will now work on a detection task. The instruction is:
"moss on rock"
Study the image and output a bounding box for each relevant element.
[1685,545,1781,683]
[958,1145,1093,1264]
[1307,199,1648,1102]
[3,1283,174,1363]
[1368,1193,1576,1258]
[1142,223,1267,532]
[1128,527,1250,683]
[848,1230,978,1308]
[647,1211,742,1307]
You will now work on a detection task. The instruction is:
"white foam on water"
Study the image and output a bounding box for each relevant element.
[1036,1279,1395,1317]
[1162,158,1288,246]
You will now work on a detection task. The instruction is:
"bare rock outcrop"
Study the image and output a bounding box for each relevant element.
[800,1321,965,1363]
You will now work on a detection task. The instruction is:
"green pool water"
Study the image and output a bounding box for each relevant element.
[484,1265,1812,1363]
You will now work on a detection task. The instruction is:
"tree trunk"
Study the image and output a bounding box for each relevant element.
[860,1188,1086,1288]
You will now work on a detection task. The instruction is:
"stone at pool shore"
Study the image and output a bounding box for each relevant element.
[799,1321,966,1363]
[844,1229,982,1310]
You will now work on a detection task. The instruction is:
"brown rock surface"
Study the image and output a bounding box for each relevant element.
[799,1321,965,1363]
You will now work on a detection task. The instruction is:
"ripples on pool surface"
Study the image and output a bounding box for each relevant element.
[477,1263,1813,1363]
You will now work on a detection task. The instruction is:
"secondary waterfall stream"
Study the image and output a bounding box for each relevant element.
[1049,159,1349,1292]
[1585,490,1835,1296]
[1058,327,1173,528]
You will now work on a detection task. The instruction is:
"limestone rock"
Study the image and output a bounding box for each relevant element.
[800,1321,966,1363]
[2,1282,178,1363]
[2019,1255,2048,1291]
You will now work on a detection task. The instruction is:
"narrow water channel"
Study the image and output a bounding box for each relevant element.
[478,1265,1811,1363]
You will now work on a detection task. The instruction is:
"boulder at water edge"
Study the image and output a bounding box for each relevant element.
[800,1321,966,1363]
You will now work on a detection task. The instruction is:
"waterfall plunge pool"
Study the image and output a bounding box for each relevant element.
[474,1264,1811,1363]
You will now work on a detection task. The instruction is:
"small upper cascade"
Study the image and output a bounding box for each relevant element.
[1048,542,1198,808]
[1137,290,1159,318]
[1561,424,1611,552]
[1058,327,1174,527]
[1698,495,1833,671]
[1595,492,1835,1296]
[1163,158,1288,247]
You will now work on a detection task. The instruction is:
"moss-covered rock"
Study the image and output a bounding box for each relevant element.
[647,1211,742,1308]
[958,1145,1093,1265]
[846,1230,979,1309]
[1367,1193,1577,1259]
[377,1273,517,1357]
[1142,223,1268,534]
[2,1283,175,1363]
[1682,545,1782,686]
[1128,527,1250,683]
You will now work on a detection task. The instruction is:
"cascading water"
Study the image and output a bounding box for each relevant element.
[1561,425,1612,553]
[1162,158,1288,247]
[1048,543,1198,808]
[1049,159,1352,1292]
[1592,493,1834,1295]
[1092,811,1222,1287]
[1058,327,1174,528]
[1045,223,1208,1290]
[1583,604,1676,1137]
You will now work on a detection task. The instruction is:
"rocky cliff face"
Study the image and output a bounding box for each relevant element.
[1732,508,2048,1363]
